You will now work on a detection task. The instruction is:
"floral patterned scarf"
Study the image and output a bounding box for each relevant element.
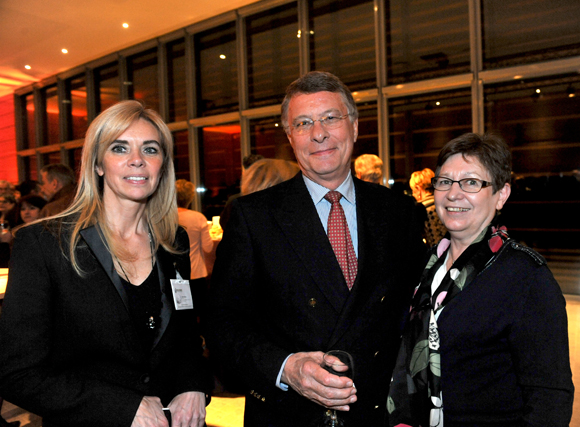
[387,222,509,427]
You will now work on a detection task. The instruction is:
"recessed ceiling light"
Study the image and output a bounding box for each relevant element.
[24,65,31,70]
[123,23,129,28]
[62,48,68,54]
[219,54,226,59]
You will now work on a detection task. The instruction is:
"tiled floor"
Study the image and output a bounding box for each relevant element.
[2,252,580,426]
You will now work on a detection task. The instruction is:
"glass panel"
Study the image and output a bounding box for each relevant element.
[128,48,159,110]
[96,63,120,113]
[386,0,470,84]
[69,74,89,140]
[198,123,241,218]
[173,130,190,180]
[250,116,295,160]
[388,89,472,185]
[310,0,376,90]
[246,3,300,108]
[67,147,83,177]
[44,85,59,145]
[482,0,580,69]
[195,23,238,116]
[168,39,187,122]
[352,102,379,160]
[484,74,580,248]
[23,156,38,181]
[25,93,36,149]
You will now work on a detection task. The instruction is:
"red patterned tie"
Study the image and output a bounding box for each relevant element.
[324,191,358,290]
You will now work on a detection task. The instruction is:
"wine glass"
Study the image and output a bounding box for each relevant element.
[318,350,355,427]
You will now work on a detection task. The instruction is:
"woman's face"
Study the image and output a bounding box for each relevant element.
[0,197,15,214]
[96,118,164,207]
[435,154,510,246]
[20,202,41,223]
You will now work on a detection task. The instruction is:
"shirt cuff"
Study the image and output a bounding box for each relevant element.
[275,354,293,391]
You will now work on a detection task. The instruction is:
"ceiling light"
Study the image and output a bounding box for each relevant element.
[435,101,441,106]
[219,54,226,60]
[24,65,31,70]
[62,48,68,54]
[535,88,541,94]
[123,23,129,29]
[567,85,576,98]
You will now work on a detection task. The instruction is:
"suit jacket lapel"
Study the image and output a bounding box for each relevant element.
[273,175,350,314]
[152,246,178,351]
[80,225,129,312]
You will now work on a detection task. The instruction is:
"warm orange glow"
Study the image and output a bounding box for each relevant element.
[204,125,241,135]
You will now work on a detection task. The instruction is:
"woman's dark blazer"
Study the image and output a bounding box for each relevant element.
[0,220,212,427]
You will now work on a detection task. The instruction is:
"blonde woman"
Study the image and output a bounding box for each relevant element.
[240,158,300,195]
[0,101,211,427]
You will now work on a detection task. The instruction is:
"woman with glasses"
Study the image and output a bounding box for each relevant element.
[387,133,573,427]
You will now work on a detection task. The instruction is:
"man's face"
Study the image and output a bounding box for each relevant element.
[0,182,9,196]
[286,91,357,190]
[39,171,58,201]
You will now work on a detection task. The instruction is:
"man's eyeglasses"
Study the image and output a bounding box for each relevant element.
[432,177,492,193]
[288,114,351,135]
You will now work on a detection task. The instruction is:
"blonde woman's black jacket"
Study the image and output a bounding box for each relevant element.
[0,220,212,427]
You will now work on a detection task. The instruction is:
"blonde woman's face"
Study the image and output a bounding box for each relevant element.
[96,119,164,206]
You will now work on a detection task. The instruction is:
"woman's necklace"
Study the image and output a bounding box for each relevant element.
[115,233,158,330]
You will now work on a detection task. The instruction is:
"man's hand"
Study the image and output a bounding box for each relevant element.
[167,391,206,427]
[131,396,168,427]
[281,351,357,411]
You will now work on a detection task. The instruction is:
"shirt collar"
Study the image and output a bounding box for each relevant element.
[303,173,356,205]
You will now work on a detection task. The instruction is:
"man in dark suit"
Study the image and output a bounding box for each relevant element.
[208,71,425,426]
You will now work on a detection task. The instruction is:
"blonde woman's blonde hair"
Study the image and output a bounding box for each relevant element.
[241,159,300,195]
[40,100,178,275]
[354,154,383,184]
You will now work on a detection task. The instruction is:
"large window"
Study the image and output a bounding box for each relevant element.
[389,89,472,182]
[168,39,188,122]
[195,23,238,116]
[485,74,580,249]
[198,123,241,217]
[246,3,300,108]
[250,116,294,160]
[95,63,120,114]
[386,0,470,84]
[128,48,159,110]
[44,85,60,146]
[310,0,376,90]
[173,130,190,180]
[24,93,35,149]
[352,102,379,160]
[482,0,580,69]
[67,74,89,141]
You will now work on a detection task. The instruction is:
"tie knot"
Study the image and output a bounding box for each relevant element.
[324,191,342,204]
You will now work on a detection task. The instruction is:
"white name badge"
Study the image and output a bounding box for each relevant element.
[170,278,194,310]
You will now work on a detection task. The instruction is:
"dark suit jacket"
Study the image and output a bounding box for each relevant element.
[208,173,425,426]
[0,220,212,427]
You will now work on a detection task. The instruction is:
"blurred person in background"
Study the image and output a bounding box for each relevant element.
[409,168,447,247]
[0,181,14,197]
[0,100,212,427]
[0,193,19,268]
[240,158,300,196]
[388,133,573,427]
[354,154,383,184]
[16,180,40,198]
[38,164,77,218]
[18,195,47,225]
[175,179,214,329]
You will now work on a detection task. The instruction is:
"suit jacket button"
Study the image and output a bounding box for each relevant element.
[140,374,150,384]
[308,298,317,308]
